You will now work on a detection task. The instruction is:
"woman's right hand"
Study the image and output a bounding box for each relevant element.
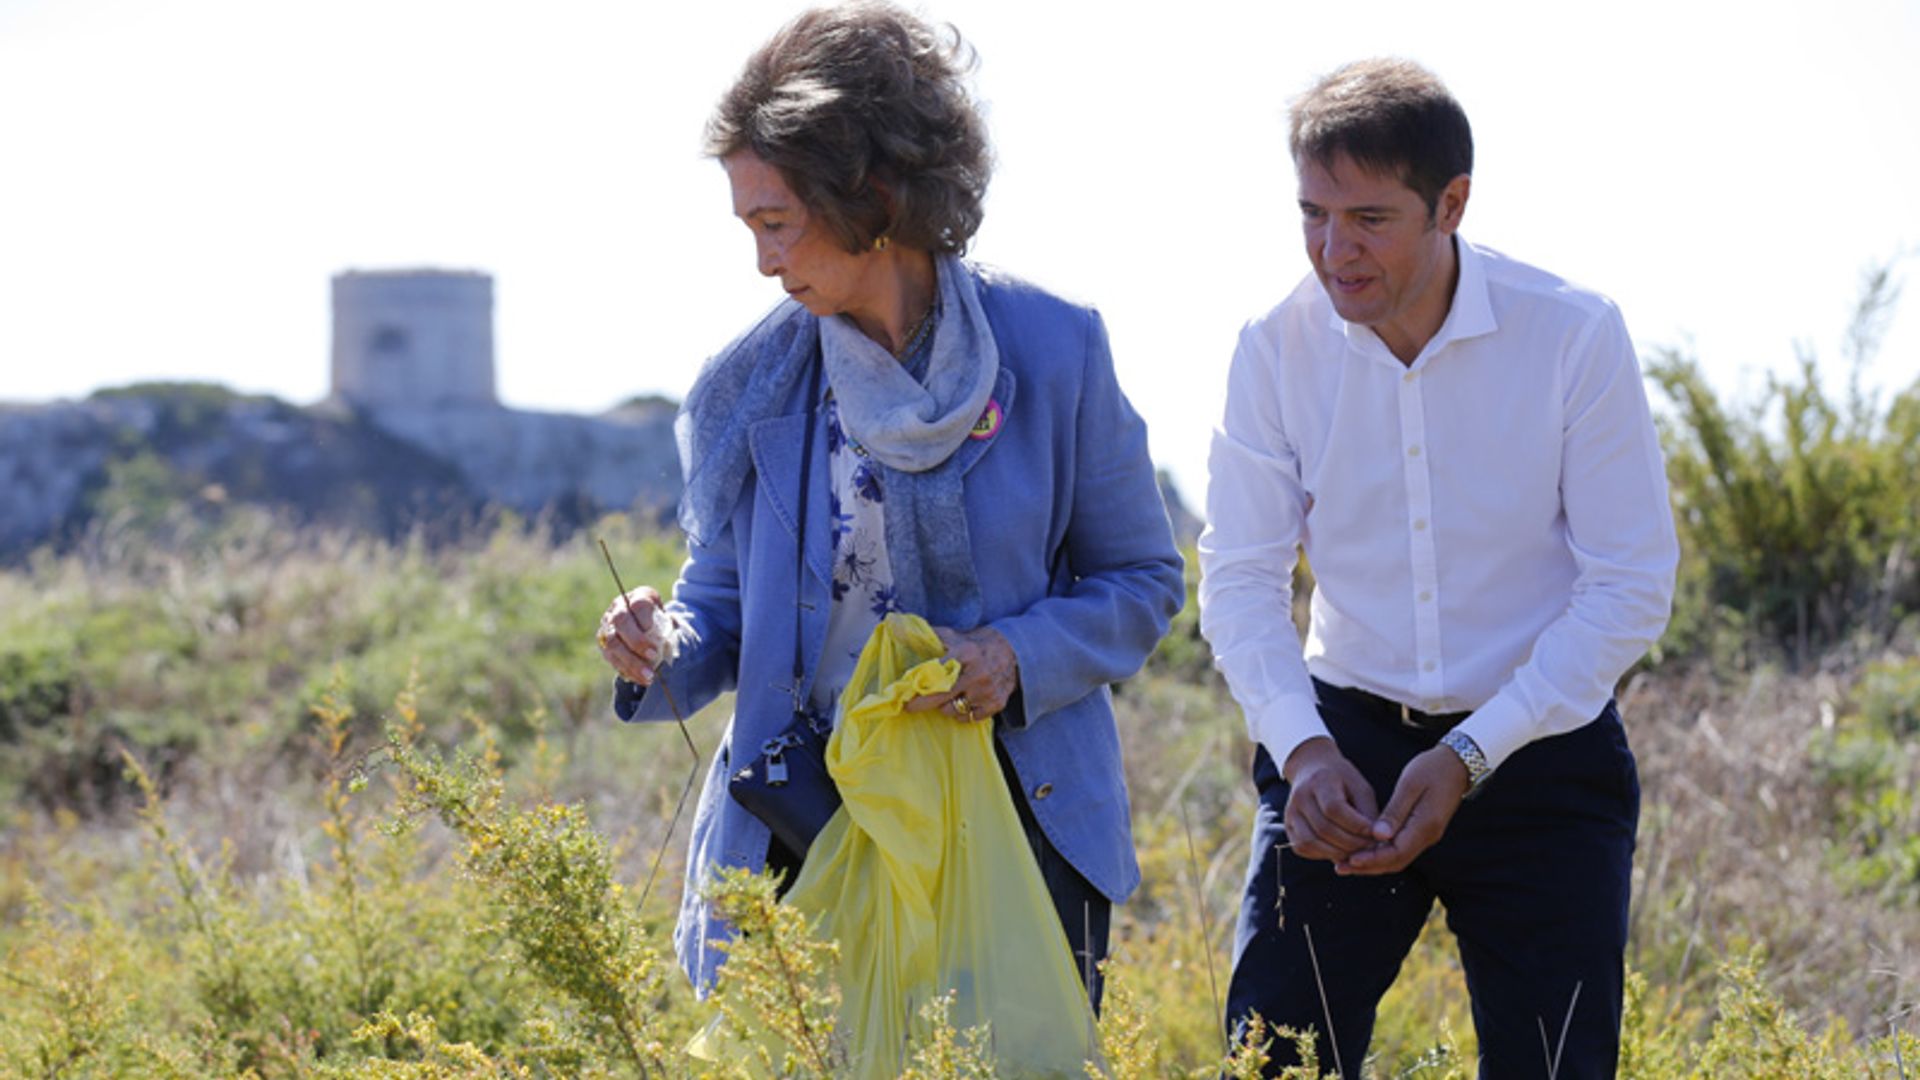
[597,586,670,686]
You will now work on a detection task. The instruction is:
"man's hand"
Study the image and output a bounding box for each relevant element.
[1341,745,1471,875]
[1280,737,1381,863]
[904,626,1019,722]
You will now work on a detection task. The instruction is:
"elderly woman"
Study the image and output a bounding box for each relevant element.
[596,0,1181,1009]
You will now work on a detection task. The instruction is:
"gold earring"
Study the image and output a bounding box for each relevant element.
[872,234,890,252]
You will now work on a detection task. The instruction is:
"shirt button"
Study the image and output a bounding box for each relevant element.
[1032,782,1054,800]
[1423,660,1437,672]
[1407,445,1422,457]
[1419,590,1433,602]
[1403,371,1418,383]
[1413,519,1428,531]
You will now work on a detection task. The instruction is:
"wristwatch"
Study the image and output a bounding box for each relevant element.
[1439,729,1492,795]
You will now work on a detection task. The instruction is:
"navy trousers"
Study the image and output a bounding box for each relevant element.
[1002,739,1112,1012]
[1226,679,1639,1079]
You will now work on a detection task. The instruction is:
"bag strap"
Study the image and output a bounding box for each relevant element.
[791,358,825,728]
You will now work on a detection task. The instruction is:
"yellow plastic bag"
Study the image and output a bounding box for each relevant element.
[784,613,1100,1079]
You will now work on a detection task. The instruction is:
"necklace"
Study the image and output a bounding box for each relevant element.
[893,298,937,361]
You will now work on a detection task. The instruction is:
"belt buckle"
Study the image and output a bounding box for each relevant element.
[1397,701,1449,730]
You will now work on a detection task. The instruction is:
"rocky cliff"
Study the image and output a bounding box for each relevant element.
[0,384,681,559]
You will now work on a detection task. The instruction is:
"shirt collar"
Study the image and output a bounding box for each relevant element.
[1325,235,1499,361]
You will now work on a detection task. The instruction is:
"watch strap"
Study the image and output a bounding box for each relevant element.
[1440,729,1492,794]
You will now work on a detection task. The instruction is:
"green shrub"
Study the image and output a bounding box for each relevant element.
[1648,265,1920,666]
[6,504,1919,1076]
[1852,654,1920,736]
[387,694,687,1076]
[1812,728,1920,904]
[0,514,686,809]
[0,634,76,742]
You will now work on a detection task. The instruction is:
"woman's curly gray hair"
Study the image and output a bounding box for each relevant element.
[705,1,992,255]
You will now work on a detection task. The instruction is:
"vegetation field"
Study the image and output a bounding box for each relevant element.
[3,289,1918,1076]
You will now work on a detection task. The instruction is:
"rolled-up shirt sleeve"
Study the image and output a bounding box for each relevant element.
[1456,303,1679,768]
[1198,323,1328,770]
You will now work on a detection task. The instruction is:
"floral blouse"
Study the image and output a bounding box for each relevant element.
[806,391,904,726]
[806,309,939,726]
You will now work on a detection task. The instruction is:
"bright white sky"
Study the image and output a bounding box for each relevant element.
[3,0,1917,504]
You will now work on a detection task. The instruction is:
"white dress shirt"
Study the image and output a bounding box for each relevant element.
[1198,238,1679,772]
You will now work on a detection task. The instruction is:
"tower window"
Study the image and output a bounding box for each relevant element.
[369,325,409,354]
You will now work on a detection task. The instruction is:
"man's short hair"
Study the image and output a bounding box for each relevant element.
[1289,58,1473,216]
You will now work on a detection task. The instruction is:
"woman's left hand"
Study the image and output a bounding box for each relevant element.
[906,626,1019,722]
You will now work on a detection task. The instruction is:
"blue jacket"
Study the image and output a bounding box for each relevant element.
[617,264,1184,993]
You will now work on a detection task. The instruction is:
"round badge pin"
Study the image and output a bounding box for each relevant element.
[970,398,1003,440]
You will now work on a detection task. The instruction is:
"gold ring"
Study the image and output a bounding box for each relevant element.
[952,694,973,719]
[597,623,614,648]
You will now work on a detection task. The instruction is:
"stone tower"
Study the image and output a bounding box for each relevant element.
[330,270,498,410]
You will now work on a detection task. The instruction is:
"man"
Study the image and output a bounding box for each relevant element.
[1198,59,1678,1078]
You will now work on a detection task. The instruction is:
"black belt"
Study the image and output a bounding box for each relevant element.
[1320,680,1471,731]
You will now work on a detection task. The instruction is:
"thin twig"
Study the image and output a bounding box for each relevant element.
[758,890,832,1076]
[0,969,44,993]
[1894,1012,1909,1080]
[638,680,700,914]
[1180,801,1228,1058]
[1156,732,1216,821]
[1303,923,1345,1079]
[1539,980,1581,1080]
[599,538,702,913]
[1083,901,1094,993]
[1082,900,1101,1059]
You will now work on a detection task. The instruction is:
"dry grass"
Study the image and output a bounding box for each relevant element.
[1626,660,1920,1040]
[4,522,1918,1075]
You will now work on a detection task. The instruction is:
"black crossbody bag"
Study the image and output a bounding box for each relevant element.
[727,360,842,856]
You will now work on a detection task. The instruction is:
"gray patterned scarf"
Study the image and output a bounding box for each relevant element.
[674,254,996,628]
[818,254,998,472]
